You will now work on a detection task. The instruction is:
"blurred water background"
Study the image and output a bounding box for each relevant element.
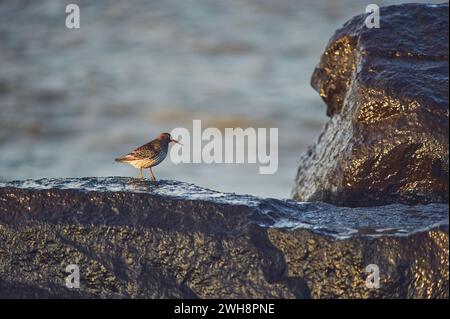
[0,0,441,198]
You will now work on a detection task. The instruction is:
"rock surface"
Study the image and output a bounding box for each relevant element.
[292,3,449,207]
[0,177,448,298]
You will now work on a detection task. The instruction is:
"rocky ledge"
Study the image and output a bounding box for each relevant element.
[0,177,448,298]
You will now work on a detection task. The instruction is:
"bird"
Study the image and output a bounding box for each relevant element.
[115,132,181,181]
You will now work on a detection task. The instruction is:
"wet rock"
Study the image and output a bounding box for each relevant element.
[292,3,449,206]
[0,177,448,298]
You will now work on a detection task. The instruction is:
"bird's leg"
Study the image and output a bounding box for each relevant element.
[139,168,143,179]
[149,167,156,181]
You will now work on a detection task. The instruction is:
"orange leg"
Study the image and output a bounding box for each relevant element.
[149,167,156,181]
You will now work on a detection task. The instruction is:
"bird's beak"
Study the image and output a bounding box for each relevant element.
[171,138,182,146]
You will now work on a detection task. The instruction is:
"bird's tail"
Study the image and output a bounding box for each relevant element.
[115,157,125,163]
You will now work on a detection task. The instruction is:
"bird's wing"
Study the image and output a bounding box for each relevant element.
[125,140,162,160]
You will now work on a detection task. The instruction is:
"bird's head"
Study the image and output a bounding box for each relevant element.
[158,132,182,145]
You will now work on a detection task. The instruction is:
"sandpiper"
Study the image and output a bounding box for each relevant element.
[115,132,181,181]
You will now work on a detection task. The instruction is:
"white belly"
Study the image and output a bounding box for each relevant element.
[127,159,155,169]
[127,150,167,169]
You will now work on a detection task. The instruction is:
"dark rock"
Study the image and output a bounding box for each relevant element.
[292,3,449,206]
[0,177,448,298]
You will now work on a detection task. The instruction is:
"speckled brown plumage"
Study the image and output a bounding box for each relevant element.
[115,132,181,180]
